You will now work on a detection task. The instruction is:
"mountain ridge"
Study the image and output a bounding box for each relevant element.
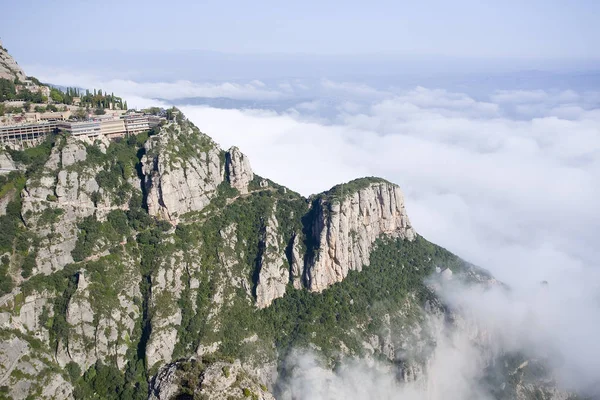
[0,44,572,400]
[0,116,569,400]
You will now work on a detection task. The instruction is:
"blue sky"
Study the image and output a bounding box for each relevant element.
[1,0,599,59]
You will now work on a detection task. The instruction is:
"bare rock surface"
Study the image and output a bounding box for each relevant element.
[142,121,224,222]
[0,40,27,81]
[255,203,289,308]
[226,146,254,194]
[307,180,416,292]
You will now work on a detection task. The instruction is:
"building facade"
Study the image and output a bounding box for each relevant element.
[0,122,58,144]
[1,114,165,144]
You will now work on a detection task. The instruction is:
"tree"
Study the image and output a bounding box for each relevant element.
[94,107,106,115]
[123,101,127,110]
[0,103,4,116]
[74,108,87,120]
[23,102,31,112]
[50,88,63,103]
[0,78,16,101]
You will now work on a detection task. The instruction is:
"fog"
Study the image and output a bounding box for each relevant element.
[29,67,600,397]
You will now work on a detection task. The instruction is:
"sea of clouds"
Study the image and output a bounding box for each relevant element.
[27,66,600,397]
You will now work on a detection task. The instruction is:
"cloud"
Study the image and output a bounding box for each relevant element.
[23,67,287,106]
[320,79,391,99]
[277,327,493,400]
[437,275,600,393]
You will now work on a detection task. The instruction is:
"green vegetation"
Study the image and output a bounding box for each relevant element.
[0,256,12,296]
[73,361,126,400]
[320,177,390,202]
[0,78,17,101]
[1,75,127,110]
[7,133,57,175]
[78,88,126,110]
[0,78,45,103]
[167,178,464,360]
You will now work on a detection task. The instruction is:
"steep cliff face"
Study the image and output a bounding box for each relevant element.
[142,122,225,222]
[20,137,126,275]
[306,179,416,292]
[226,146,254,194]
[0,40,27,81]
[145,250,187,370]
[55,254,141,371]
[255,203,289,308]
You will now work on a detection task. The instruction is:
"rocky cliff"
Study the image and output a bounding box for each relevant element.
[141,122,224,222]
[0,112,569,400]
[306,179,416,292]
[0,40,26,82]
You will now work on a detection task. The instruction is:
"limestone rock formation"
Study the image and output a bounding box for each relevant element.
[226,146,254,194]
[60,140,87,167]
[149,359,275,400]
[19,136,118,274]
[0,150,17,173]
[142,122,224,221]
[307,180,416,292]
[146,251,186,370]
[255,204,289,308]
[0,40,26,81]
[289,233,304,289]
[57,263,141,371]
[0,333,73,399]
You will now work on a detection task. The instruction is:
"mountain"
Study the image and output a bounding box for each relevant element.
[0,40,26,82]
[0,38,574,400]
[0,112,574,400]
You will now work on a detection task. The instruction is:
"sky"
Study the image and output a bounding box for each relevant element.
[2,0,600,397]
[1,0,599,59]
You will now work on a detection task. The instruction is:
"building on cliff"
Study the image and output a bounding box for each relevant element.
[0,113,164,144]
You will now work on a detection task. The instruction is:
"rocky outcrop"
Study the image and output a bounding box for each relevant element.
[142,122,224,221]
[289,234,304,290]
[57,258,141,371]
[0,40,26,81]
[146,251,186,370]
[0,333,73,399]
[149,359,275,400]
[60,271,96,369]
[307,180,416,292]
[20,137,109,274]
[0,150,18,173]
[226,146,254,194]
[255,204,288,308]
[60,140,87,167]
